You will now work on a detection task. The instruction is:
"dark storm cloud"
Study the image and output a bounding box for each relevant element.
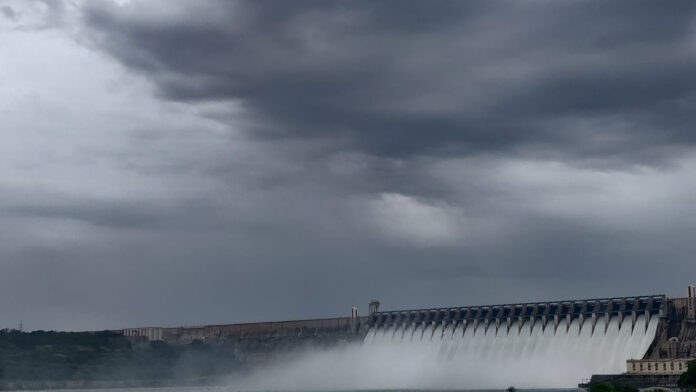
[4,0,696,332]
[70,0,696,322]
[39,0,66,27]
[5,197,230,230]
[7,200,163,229]
[1,5,16,20]
[83,0,696,161]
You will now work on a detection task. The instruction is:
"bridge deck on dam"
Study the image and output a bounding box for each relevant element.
[369,294,667,331]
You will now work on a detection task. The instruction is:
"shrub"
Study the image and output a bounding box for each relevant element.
[678,360,696,389]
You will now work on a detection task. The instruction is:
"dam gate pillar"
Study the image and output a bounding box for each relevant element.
[688,285,696,323]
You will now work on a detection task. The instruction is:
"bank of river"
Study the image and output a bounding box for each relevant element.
[0,378,226,391]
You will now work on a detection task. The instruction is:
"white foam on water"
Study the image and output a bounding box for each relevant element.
[231,314,659,390]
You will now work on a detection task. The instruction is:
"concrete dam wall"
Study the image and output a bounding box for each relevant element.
[362,294,681,386]
[369,295,666,336]
[121,316,370,363]
[118,291,696,383]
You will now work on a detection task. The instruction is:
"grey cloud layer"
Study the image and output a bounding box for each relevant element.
[84,0,696,161]
[1,0,696,331]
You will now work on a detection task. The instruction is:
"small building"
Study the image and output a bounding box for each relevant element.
[122,327,163,341]
[626,358,692,375]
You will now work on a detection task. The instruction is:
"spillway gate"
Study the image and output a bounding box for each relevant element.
[368,295,666,335]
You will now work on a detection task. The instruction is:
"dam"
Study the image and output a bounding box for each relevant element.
[368,295,665,335]
[118,288,696,387]
[367,295,663,375]
[364,295,672,387]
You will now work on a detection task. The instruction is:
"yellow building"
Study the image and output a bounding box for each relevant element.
[626,358,691,375]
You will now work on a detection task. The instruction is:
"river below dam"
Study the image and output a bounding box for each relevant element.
[2,389,586,392]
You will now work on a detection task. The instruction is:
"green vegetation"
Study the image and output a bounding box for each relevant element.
[588,381,638,392]
[678,360,696,390]
[0,329,239,382]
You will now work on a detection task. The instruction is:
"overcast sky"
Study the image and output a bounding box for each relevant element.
[1,0,696,331]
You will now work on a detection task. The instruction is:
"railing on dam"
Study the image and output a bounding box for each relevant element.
[369,295,667,333]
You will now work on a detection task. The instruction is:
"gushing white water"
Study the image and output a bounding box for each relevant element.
[232,315,659,390]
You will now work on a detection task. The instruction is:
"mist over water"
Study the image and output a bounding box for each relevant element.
[232,315,659,390]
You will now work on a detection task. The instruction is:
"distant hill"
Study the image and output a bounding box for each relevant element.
[0,329,239,385]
